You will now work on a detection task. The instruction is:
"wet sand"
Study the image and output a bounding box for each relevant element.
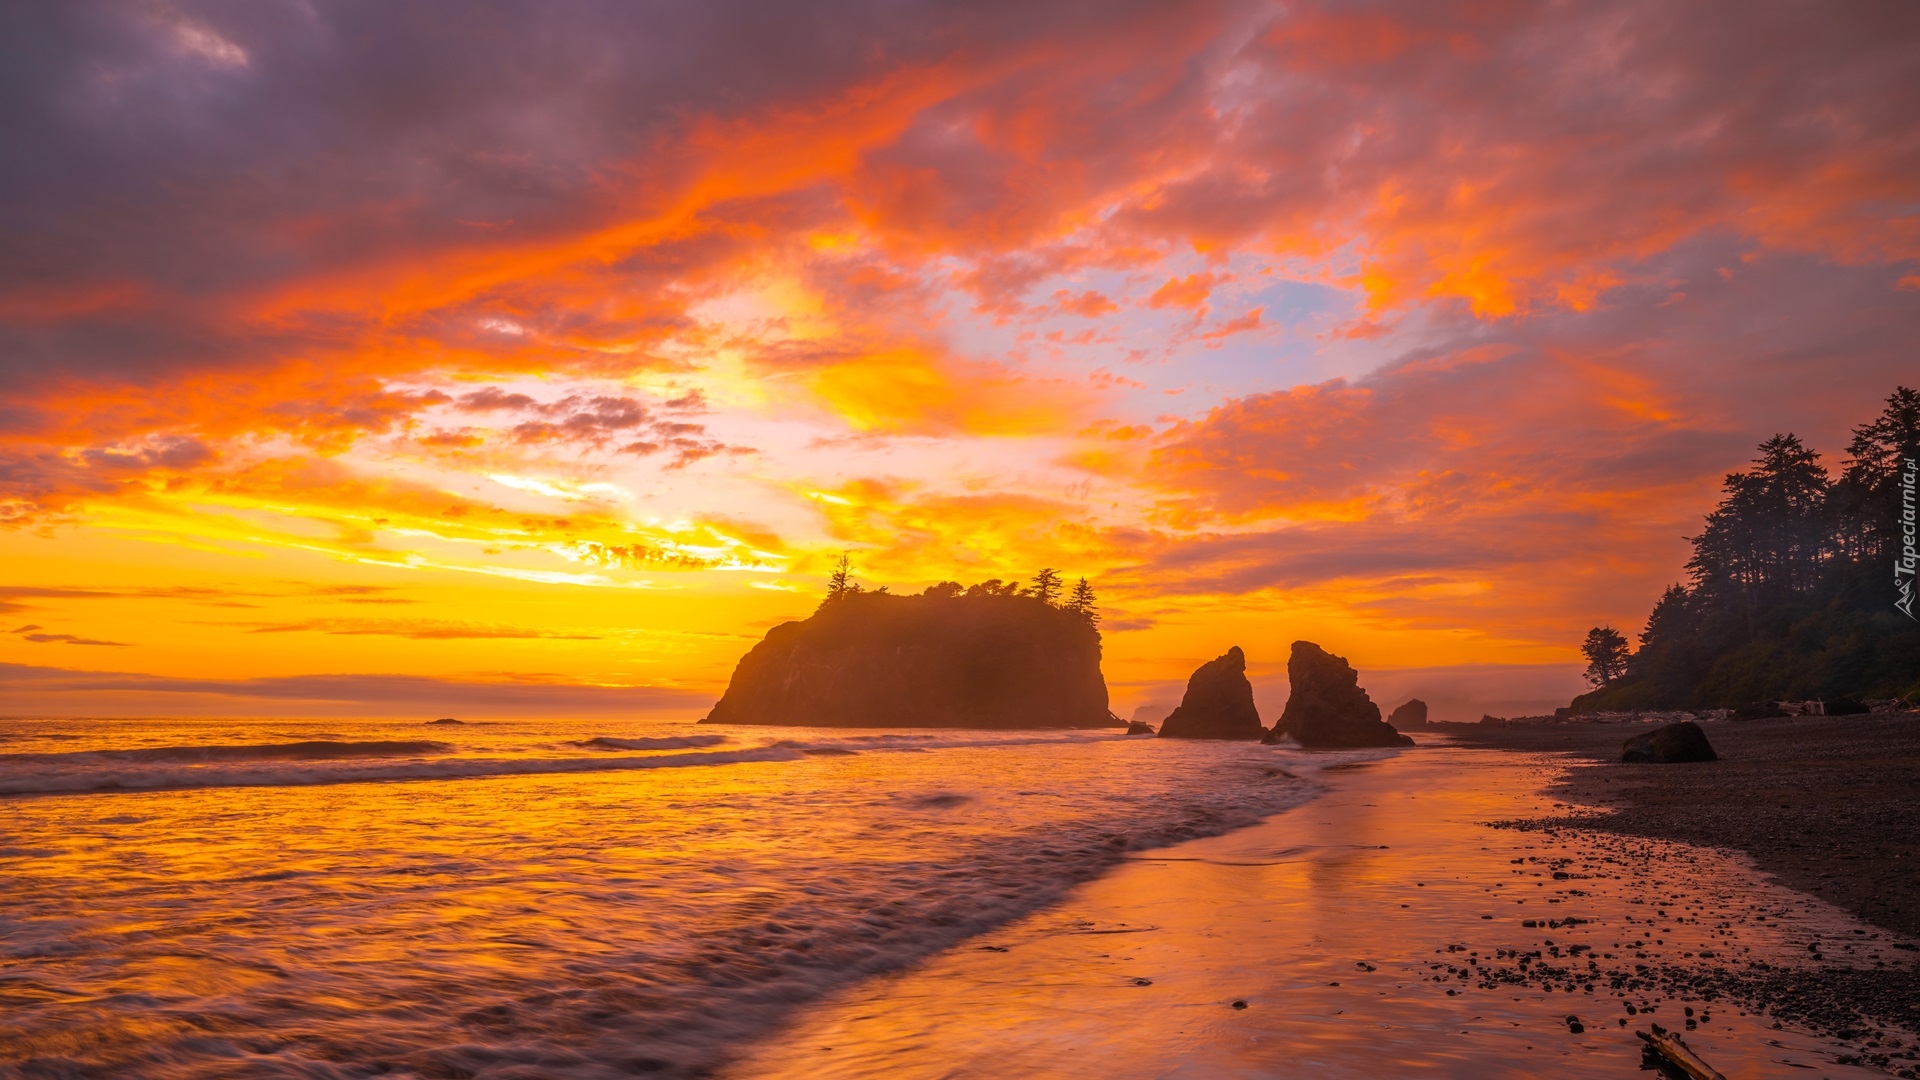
[1443,714,1920,940]
[722,746,1919,1078]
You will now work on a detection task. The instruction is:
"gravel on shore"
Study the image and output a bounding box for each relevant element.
[1439,712,1920,1071]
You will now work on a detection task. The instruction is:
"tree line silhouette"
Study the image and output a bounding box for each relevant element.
[1577,386,1920,709]
[821,555,1101,626]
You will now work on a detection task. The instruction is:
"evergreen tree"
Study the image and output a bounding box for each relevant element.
[1686,433,1832,599]
[1062,578,1100,624]
[822,553,857,607]
[1571,391,1920,710]
[1839,386,1920,563]
[1028,567,1063,606]
[1580,626,1630,687]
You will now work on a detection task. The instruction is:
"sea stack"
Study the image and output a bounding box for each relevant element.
[701,591,1112,729]
[1264,641,1414,748]
[1157,646,1265,740]
[1387,699,1428,728]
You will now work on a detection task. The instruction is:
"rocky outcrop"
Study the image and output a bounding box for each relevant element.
[701,591,1112,729]
[1621,721,1717,763]
[1157,646,1265,740]
[1125,721,1156,736]
[1265,641,1414,748]
[1387,699,1428,727]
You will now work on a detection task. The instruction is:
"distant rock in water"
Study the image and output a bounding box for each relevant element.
[1130,701,1174,726]
[701,592,1112,729]
[1265,641,1414,748]
[426,718,463,725]
[1621,721,1717,763]
[1157,647,1265,740]
[1387,699,1428,727]
[1125,720,1156,736]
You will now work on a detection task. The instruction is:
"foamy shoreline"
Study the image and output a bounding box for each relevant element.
[724,745,1917,1078]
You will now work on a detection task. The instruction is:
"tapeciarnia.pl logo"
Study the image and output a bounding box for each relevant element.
[1898,455,1917,621]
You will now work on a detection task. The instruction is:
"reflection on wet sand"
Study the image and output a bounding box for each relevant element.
[727,746,1912,1079]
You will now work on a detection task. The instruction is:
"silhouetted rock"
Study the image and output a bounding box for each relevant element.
[1823,696,1870,716]
[701,591,1112,729]
[1388,699,1428,727]
[1265,641,1414,748]
[426,718,463,725]
[1157,646,1265,740]
[1125,721,1156,735]
[1621,721,1718,763]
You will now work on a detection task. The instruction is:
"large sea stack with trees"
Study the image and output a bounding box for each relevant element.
[702,564,1115,728]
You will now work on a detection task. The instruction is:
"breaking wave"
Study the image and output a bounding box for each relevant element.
[1,739,453,765]
[570,734,730,751]
[0,746,803,797]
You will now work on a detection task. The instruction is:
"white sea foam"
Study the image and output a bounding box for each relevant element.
[0,715,1347,1079]
[0,745,803,796]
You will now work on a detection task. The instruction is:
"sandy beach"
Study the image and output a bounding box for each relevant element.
[722,742,1919,1078]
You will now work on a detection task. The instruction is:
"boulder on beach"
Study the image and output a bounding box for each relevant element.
[1620,721,1717,763]
[1823,696,1870,716]
[1264,641,1414,748]
[1125,720,1156,736]
[1387,699,1428,727]
[701,591,1112,729]
[1157,646,1266,740]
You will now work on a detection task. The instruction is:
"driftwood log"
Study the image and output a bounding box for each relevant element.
[1636,1023,1727,1080]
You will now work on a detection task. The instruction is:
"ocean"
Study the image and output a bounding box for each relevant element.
[0,715,1327,1077]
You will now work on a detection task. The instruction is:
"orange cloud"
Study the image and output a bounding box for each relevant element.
[1147,272,1220,309]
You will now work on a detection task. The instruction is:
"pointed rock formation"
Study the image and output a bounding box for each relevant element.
[1264,641,1414,748]
[1157,646,1265,740]
[1387,699,1428,728]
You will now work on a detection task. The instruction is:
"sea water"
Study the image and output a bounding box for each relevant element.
[0,716,1321,1077]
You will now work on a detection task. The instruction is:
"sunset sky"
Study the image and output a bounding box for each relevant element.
[3,1,1917,721]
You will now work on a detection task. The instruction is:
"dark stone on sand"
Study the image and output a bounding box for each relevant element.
[1620,721,1717,763]
[427,718,463,725]
[1125,721,1156,735]
[1823,696,1870,716]
[1732,701,1789,720]
[1265,641,1414,748]
[1157,646,1265,740]
[1388,699,1428,727]
[701,591,1112,729]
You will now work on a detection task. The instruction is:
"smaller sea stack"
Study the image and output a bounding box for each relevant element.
[1265,641,1414,748]
[1157,646,1265,740]
[1387,699,1428,728]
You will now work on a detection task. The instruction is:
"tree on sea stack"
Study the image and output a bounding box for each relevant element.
[1027,567,1064,606]
[1061,578,1100,625]
[825,553,856,602]
[1581,626,1630,687]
